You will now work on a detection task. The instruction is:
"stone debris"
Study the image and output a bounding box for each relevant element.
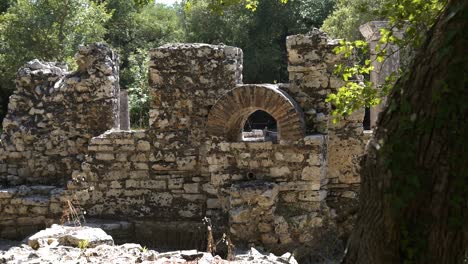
[0,226,298,264]
[27,224,114,249]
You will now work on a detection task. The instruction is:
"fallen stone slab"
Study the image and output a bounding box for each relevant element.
[27,224,114,249]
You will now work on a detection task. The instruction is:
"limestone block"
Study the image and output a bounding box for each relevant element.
[125,179,139,188]
[211,174,230,187]
[50,202,62,214]
[280,192,297,203]
[133,163,149,170]
[182,194,205,201]
[3,205,17,214]
[261,233,278,244]
[17,216,46,225]
[301,166,321,181]
[136,140,151,151]
[176,156,197,170]
[97,145,113,152]
[270,167,291,178]
[274,216,289,235]
[278,181,320,191]
[30,206,48,215]
[341,191,357,199]
[230,206,250,223]
[202,183,217,195]
[206,198,220,209]
[149,192,173,206]
[178,202,201,218]
[109,181,122,189]
[283,152,304,163]
[297,190,326,202]
[27,224,114,248]
[183,183,200,193]
[128,153,147,162]
[96,153,115,161]
[141,180,166,190]
[123,189,149,197]
[168,178,184,189]
[303,135,325,146]
[258,222,273,233]
[129,170,149,179]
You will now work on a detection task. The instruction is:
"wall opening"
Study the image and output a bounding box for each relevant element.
[206,84,305,143]
[363,107,371,130]
[242,110,278,142]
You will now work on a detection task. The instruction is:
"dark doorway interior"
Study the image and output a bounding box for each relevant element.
[242,110,278,142]
[243,110,277,132]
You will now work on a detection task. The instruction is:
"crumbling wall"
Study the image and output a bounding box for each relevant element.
[205,136,327,249]
[286,31,367,239]
[0,44,120,186]
[68,44,244,247]
[0,185,65,239]
[285,29,344,134]
[0,31,368,252]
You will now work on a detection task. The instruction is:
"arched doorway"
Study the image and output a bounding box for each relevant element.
[206,84,305,142]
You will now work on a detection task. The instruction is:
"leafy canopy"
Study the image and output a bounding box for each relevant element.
[183,0,334,83]
[326,0,446,122]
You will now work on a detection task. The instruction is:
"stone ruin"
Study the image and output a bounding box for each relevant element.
[0,30,371,255]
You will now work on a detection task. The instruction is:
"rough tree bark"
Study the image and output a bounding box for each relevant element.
[343,0,468,263]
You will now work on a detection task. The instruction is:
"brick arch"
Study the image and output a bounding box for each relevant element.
[207,84,305,142]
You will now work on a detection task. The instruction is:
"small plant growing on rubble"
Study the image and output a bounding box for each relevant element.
[140,246,148,253]
[216,233,235,261]
[61,199,86,227]
[203,217,235,260]
[78,239,89,250]
[203,217,216,254]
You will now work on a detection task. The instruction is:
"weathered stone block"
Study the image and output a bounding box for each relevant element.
[129,170,149,179]
[301,166,321,181]
[141,180,167,190]
[278,181,321,191]
[149,192,173,206]
[206,198,220,209]
[183,183,200,193]
[270,167,291,178]
[136,140,151,151]
[96,153,115,161]
[168,178,184,189]
[22,196,50,207]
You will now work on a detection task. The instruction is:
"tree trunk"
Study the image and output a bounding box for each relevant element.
[343,0,468,263]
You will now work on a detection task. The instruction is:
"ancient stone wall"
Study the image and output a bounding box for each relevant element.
[285,29,343,134]
[0,44,120,186]
[286,31,367,238]
[205,136,327,248]
[0,185,65,239]
[0,30,370,253]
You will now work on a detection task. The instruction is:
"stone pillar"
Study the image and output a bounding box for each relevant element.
[286,29,344,134]
[360,21,402,128]
[147,43,243,173]
[119,89,130,130]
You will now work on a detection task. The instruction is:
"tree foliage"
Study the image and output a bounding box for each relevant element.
[183,0,335,83]
[326,0,446,122]
[321,0,389,40]
[0,0,110,120]
[0,0,183,127]
[106,1,184,127]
